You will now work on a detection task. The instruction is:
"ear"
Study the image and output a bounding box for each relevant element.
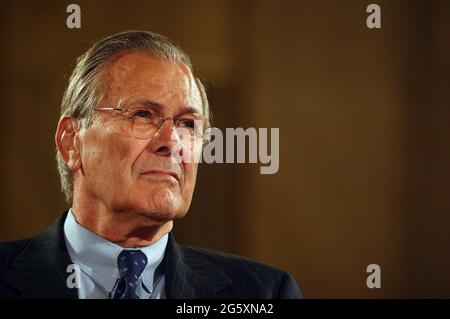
[55,116,82,171]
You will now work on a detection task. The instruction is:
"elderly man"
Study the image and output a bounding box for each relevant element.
[0,31,301,299]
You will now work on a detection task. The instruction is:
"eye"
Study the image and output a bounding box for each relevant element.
[131,109,153,118]
[176,119,195,129]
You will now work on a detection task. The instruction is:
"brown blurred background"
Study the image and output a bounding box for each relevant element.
[0,0,448,298]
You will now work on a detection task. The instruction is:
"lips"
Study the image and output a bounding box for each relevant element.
[141,169,180,182]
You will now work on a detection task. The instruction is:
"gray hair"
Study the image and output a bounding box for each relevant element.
[56,30,211,203]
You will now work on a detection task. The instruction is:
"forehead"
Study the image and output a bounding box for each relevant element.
[98,51,202,114]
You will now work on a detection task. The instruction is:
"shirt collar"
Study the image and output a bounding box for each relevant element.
[63,208,168,293]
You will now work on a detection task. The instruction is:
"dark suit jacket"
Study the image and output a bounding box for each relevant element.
[0,212,302,299]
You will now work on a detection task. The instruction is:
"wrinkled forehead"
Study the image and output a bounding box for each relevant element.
[98,51,202,114]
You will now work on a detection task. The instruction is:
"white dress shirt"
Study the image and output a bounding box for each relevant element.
[63,209,167,299]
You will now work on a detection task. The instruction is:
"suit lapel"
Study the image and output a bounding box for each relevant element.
[1,212,78,299]
[164,234,234,298]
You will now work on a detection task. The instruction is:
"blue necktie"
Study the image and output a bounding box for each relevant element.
[113,250,148,299]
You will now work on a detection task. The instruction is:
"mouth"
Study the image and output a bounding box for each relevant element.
[140,169,180,182]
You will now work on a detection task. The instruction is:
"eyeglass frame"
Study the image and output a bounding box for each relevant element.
[93,106,206,142]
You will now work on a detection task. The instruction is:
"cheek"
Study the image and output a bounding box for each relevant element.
[182,162,198,194]
[180,142,201,191]
[82,132,143,184]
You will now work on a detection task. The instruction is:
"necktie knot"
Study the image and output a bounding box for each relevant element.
[117,250,148,278]
[113,250,148,299]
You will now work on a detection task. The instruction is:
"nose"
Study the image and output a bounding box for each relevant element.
[148,118,183,157]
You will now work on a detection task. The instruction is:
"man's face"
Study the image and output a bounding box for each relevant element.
[75,52,203,221]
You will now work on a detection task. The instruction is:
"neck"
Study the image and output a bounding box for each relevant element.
[71,199,173,248]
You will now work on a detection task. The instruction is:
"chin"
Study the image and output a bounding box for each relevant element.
[136,208,179,222]
[136,198,187,222]
[120,187,188,220]
[153,209,189,222]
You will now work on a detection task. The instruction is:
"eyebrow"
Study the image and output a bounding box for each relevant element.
[134,99,203,118]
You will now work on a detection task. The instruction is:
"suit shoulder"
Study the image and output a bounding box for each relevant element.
[0,237,32,276]
[180,244,286,279]
[177,244,302,298]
